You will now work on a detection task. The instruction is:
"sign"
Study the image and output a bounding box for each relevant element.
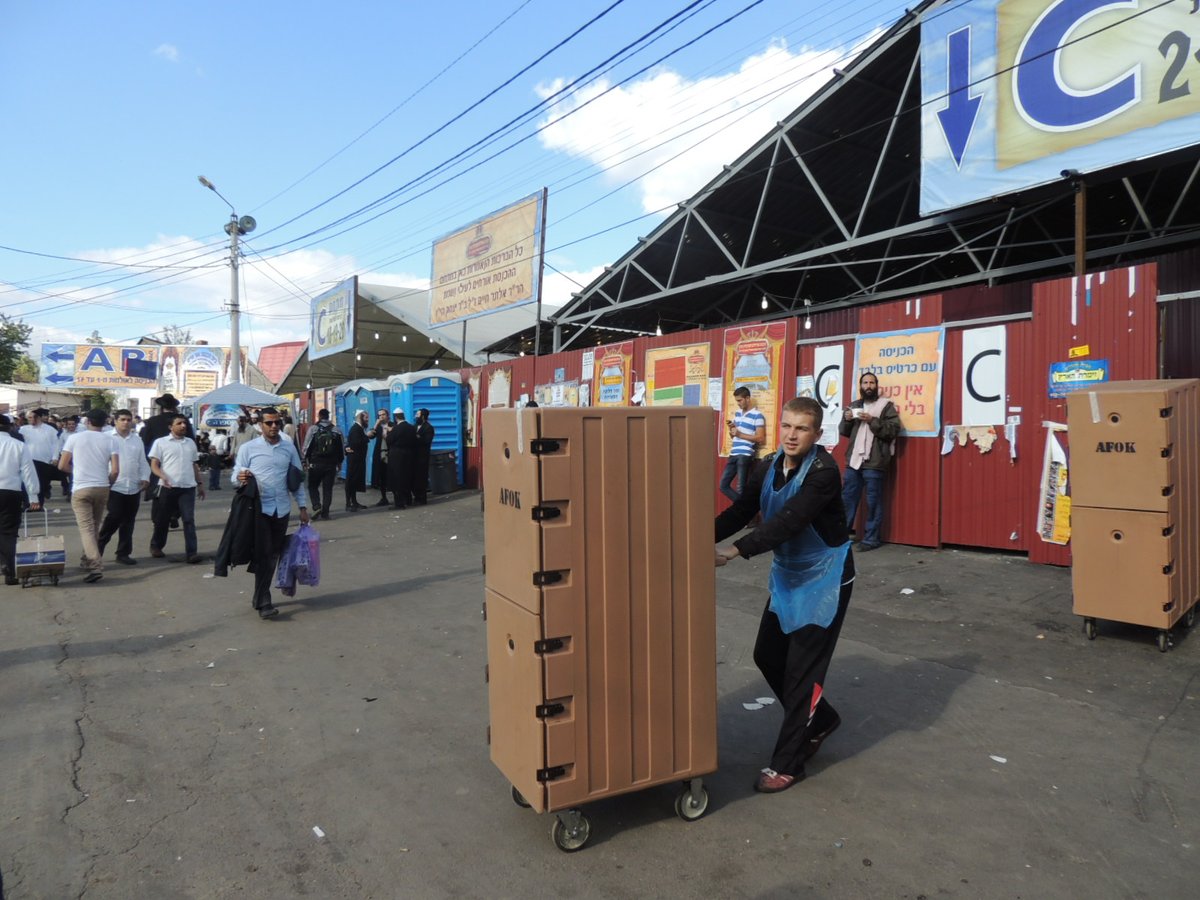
[40,343,246,397]
[429,191,545,327]
[487,368,511,408]
[853,326,945,437]
[720,323,787,456]
[1049,359,1109,397]
[920,0,1200,214]
[1037,428,1071,544]
[310,277,356,361]
[812,344,845,449]
[201,403,243,428]
[592,341,634,407]
[534,380,580,407]
[645,343,710,406]
[961,325,1007,426]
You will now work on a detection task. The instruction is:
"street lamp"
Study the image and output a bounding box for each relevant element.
[198,175,256,385]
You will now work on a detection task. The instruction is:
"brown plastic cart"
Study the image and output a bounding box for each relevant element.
[483,407,718,851]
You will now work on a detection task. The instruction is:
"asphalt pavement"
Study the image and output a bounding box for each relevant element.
[1,484,1196,899]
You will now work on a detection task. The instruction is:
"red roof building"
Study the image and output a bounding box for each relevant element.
[256,342,306,388]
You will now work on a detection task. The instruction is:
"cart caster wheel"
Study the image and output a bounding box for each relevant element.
[1184,608,1196,629]
[50,575,59,586]
[511,785,531,809]
[1083,618,1097,641]
[1157,631,1170,653]
[675,783,709,821]
[550,810,590,852]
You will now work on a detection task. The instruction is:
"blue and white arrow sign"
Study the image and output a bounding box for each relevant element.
[40,343,76,387]
[920,0,1200,215]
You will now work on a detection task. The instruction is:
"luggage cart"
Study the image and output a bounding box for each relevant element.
[15,510,66,587]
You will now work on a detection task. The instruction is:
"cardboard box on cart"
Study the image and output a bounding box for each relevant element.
[15,511,66,586]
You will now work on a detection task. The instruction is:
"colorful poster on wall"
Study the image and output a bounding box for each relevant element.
[1048,359,1109,398]
[720,323,786,456]
[853,326,945,437]
[592,341,634,407]
[533,380,579,407]
[645,343,710,406]
[812,344,845,449]
[1037,427,1070,544]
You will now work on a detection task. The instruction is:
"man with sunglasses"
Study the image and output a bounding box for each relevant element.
[231,408,310,619]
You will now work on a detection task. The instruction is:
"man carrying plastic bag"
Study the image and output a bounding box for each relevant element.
[714,396,855,794]
[217,407,310,619]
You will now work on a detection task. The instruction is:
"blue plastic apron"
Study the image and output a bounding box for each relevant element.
[761,448,851,634]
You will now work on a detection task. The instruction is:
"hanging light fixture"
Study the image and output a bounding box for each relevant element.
[374,332,380,340]
[402,334,407,342]
[655,320,662,337]
[761,294,769,310]
[804,298,813,330]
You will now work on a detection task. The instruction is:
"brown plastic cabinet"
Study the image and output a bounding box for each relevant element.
[482,407,717,851]
[1067,380,1200,650]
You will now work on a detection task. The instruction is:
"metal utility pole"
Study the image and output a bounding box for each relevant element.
[198,176,256,385]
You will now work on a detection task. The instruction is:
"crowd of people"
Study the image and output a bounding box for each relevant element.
[0,394,440,607]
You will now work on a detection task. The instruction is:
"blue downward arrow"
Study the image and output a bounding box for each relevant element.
[936,27,981,169]
[47,373,74,385]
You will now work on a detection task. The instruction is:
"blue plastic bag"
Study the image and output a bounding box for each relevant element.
[275,524,321,597]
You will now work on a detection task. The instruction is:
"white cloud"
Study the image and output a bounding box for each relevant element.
[153,43,180,63]
[17,235,359,358]
[537,38,872,213]
[542,265,604,309]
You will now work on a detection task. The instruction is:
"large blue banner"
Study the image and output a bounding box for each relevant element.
[921,0,1200,215]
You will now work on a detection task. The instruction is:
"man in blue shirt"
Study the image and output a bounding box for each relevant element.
[720,387,767,502]
[232,407,310,619]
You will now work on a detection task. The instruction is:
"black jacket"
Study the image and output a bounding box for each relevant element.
[386,420,418,457]
[715,446,855,580]
[214,477,269,576]
[837,400,901,470]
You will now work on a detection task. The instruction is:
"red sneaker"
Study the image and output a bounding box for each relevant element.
[754,768,800,793]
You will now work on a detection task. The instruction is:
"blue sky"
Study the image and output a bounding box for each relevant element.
[1,0,910,360]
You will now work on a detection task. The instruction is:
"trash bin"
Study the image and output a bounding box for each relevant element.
[430,450,458,494]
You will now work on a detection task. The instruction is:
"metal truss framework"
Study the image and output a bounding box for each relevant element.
[531,2,1200,355]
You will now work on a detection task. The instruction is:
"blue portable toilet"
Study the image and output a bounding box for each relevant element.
[333,379,382,478]
[350,379,391,485]
[387,370,465,486]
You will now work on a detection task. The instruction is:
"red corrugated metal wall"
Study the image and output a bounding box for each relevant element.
[1025,263,1159,565]
[940,319,1038,551]
[453,262,1160,562]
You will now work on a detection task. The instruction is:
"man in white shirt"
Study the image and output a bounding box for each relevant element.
[208,429,230,490]
[18,407,60,504]
[97,409,152,566]
[0,413,42,585]
[58,409,119,583]
[148,415,205,563]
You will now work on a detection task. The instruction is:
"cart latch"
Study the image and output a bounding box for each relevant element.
[530,438,561,455]
[536,702,566,719]
[531,505,560,522]
[534,637,564,654]
[533,570,563,587]
[537,766,567,783]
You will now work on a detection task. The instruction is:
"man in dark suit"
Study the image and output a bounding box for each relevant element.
[385,409,418,510]
[412,408,435,505]
[343,410,369,511]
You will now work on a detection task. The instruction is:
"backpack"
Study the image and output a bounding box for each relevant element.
[310,426,341,462]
